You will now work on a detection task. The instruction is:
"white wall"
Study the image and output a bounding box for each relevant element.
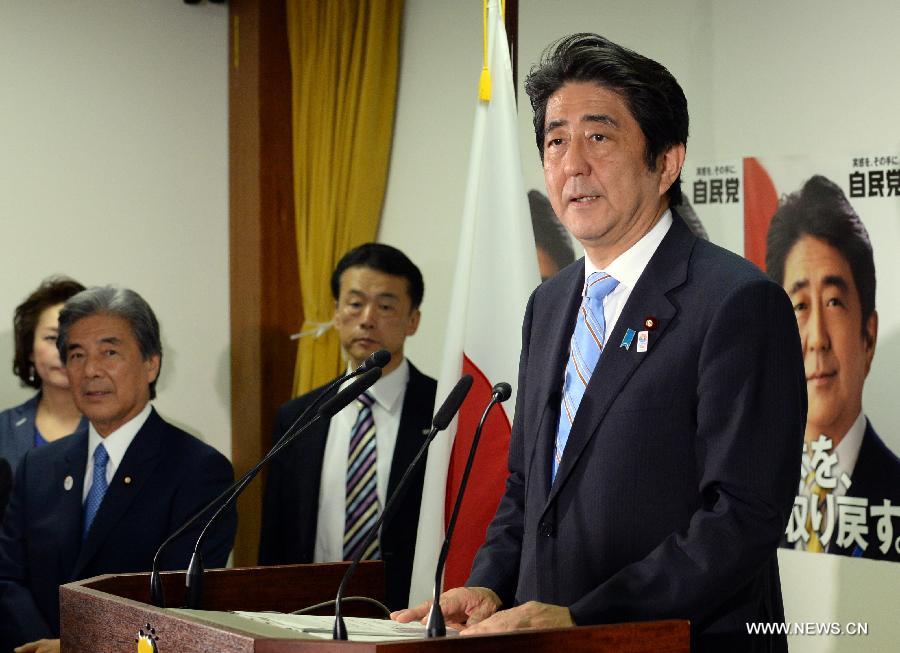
[379,0,483,378]
[0,1,230,456]
[382,1,899,650]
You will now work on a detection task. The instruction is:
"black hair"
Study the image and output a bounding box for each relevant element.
[13,276,86,389]
[766,175,875,332]
[330,243,424,309]
[524,33,689,206]
[528,189,575,276]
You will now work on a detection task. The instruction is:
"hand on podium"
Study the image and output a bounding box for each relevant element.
[391,586,501,631]
[461,601,574,635]
[392,586,574,634]
[14,638,59,653]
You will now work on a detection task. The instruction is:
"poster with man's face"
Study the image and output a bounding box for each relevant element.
[683,154,900,562]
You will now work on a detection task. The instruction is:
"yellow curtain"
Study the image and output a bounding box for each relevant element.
[287,0,404,396]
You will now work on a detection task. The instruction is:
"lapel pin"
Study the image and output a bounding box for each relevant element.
[124,476,133,485]
[643,316,658,331]
[620,328,636,350]
[637,330,649,353]
[64,475,74,491]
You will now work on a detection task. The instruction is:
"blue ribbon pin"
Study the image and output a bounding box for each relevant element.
[620,328,636,350]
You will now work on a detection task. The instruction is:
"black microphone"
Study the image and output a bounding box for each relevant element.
[332,374,474,640]
[150,353,389,607]
[180,366,384,609]
[425,382,511,637]
[271,350,391,451]
[152,351,390,606]
[318,367,384,418]
[361,348,391,372]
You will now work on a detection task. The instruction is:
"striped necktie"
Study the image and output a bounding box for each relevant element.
[344,393,381,560]
[83,443,109,539]
[553,271,619,481]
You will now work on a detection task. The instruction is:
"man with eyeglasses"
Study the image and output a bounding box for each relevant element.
[259,243,437,611]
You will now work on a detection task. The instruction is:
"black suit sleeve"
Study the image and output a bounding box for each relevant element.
[0,453,53,649]
[0,457,11,519]
[466,292,534,606]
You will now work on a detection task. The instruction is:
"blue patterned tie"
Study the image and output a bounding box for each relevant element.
[344,393,380,560]
[83,443,109,539]
[553,271,619,481]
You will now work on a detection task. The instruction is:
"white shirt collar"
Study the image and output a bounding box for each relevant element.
[584,209,673,291]
[343,357,409,414]
[831,411,866,486]
[87,402,153,471]
[801,411,866,499]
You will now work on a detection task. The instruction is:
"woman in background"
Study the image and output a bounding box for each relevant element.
[0,277,86,481]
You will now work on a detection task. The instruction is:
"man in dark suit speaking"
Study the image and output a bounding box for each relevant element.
[0,287,236,653]
[394,34,806,648]
[259,244,437,611]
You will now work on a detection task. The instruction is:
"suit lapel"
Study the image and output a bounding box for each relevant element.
[56,429,89,576]
[544,216,695,511]
[836,421,899,557]
[844,421,888,502]
[72,409,163,578]
[387,364,433,498]
[376,364,431,543]
[530,263,585,506]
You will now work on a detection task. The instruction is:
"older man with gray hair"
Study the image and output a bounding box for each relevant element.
[0,286,236,653]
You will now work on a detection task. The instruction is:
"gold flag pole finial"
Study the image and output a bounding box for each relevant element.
[478,0,492,101]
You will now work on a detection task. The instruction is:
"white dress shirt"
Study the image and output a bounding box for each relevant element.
[314,358,410,562]
[583,209,673,339]
[82,402,153,502]
[800,410,866,502]
[795,411,866,552]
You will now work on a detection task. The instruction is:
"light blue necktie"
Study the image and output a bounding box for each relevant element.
[553,271,619,481]
[83,443,109,540]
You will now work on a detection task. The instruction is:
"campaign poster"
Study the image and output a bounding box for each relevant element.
[684,154,900,562]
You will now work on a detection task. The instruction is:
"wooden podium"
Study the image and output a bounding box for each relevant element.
[60,563,689,652]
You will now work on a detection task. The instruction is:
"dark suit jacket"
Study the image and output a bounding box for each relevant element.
[0,457,10,521]
[0,408,236,649]
[831,420,900,561]
[259,362,437,611]
[0,394,87,480]
[468,214,806,648]
[0,396,38,479]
